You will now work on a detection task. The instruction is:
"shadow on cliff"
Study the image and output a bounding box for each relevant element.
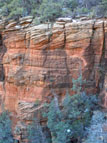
[99,32,107,91]
[0,33,7,81]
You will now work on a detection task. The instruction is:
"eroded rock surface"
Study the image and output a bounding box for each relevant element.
[0,17,107,141]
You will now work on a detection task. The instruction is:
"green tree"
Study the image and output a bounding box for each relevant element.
[0,0,42,19]
[0,0,106,21]
[96,0,107,17]
[28,114,48,143]
[0,111,14,143]
[61,0,78,17]
[82,0,101,9]
[63,0,78,11]
[35,0,63,23]
[46,91,96,143]
[0,0,11,18]
[45,72,98,143]
[83,111,107,143]
[8,0,24,19]
[46,94,63,143]
[0,0,24,19]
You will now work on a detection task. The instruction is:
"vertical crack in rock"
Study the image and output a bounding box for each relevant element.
[0,33,7,84]
[63,23,70,88]
[0,32,7,111]
[98,22,106,92]
[24,32,31,65]
[25,31,32,84]
[0,34,6,81]
[42,23,54,91]
[99,22,107,108]
[43,23,53,67]
[89,20,96,76]
[84,20,96,90]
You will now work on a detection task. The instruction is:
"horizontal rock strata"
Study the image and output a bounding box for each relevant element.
[0,17,107,141]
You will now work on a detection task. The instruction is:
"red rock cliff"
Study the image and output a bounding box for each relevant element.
[0,17,107,140]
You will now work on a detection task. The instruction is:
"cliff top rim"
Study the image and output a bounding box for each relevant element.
[0,16,107,32]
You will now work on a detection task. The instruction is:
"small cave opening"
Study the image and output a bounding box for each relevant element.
[0,34,2,45]
[70,137,78,143]
[14,139,20,143]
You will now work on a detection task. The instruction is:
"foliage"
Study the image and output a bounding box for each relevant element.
[0,0,41,19]
[27,65,99,143]
[46,96,70,143]
[72,69,86,94]
[34,99,40,107]
[96,0,107,17]
[0,111,14,143]
[45,72,98,143]
[27,114,48,143]
[83,110,107,143]
[0,0,107,21]
[37,0,63,22]
[61,0,78,17]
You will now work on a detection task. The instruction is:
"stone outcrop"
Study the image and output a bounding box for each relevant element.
[0,17,107,141]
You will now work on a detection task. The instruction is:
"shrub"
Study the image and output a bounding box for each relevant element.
[46,91,98,143]
[0,0,106,21]
[27,114,48,143]
[45,71,98,143]
[37,0,63,23]
[0,111,14,143]
[96,0,107,17]
[83,110,107,143]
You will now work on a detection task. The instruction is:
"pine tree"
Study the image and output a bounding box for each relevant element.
[0,111,14,143]
[83,111,107,143]
[27,114,48,143]
[46,70,98,143]
[37,0,63,23]
[0,0,107,20]
[96,0,107,17]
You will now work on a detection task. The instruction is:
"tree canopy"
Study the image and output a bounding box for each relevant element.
[0,0,107,22]
[0,111,14,143]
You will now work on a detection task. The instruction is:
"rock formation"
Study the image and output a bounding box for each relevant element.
[0,17,107,141]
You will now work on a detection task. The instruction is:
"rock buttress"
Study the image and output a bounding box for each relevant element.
[0,18,107,141]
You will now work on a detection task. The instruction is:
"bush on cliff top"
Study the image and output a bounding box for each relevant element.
[0,0,107,22]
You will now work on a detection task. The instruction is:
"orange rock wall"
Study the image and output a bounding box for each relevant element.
[0,18,107,141]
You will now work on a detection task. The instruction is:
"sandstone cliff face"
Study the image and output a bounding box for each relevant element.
[0,17,107,141]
